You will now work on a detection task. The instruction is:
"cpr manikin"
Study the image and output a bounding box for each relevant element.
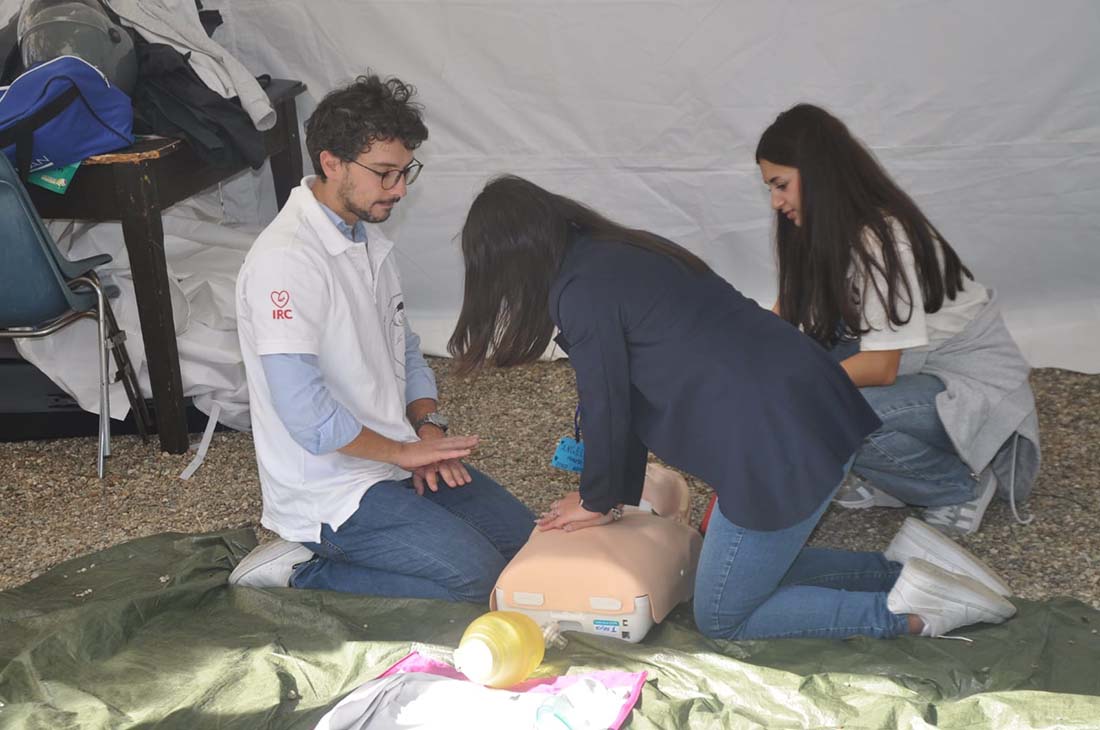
[493,464,701,643]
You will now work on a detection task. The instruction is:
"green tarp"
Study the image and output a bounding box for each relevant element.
[2,530,1098,729]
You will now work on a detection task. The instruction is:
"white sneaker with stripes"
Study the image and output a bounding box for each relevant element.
[923,469,998,537]
[834,472,906,509]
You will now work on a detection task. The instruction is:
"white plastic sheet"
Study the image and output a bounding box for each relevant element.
[208,0,1100,372]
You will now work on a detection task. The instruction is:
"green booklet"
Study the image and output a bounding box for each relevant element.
[27,161,81,194]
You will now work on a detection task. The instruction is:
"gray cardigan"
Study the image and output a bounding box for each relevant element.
[899,289,1040,507]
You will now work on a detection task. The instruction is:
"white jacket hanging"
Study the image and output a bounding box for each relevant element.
[104,0,275,131]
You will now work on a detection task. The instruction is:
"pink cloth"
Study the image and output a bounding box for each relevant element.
[380,652,647,730]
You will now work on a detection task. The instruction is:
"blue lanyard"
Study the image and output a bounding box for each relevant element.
[573,404,582,441]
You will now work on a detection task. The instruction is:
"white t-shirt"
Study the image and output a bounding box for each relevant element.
[236,178,416,543]
[855,221,989,352]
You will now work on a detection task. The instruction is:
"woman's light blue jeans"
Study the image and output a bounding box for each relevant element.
[830,337,978,506]
[693,471,910,640]
[290,466,534,603]
[854,374,979,506]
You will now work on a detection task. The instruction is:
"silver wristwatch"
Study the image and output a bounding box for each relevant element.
[413,411,449,434]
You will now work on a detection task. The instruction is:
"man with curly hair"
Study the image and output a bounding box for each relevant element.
[230,73,534,601]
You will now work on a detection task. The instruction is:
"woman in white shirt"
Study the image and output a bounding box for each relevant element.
[754,104,1040,536]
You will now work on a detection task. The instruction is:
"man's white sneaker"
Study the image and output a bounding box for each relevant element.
[834,473,906,509]
[923,468,997,536]
[228,538,314,588]
[884,516,1011,597]
[887,558,1016,637]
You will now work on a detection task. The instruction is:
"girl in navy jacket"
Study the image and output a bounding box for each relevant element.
[448,175,1016,640]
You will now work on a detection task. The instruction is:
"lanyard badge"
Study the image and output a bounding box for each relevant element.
[551,404,585,472]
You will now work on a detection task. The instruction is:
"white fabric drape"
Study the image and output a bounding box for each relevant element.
[4,0,1098,425]
[210,0,1100,373]
[14,199,257,429]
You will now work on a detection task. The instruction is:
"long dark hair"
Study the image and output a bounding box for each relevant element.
[755,104,972,346]
[448,175,711,373]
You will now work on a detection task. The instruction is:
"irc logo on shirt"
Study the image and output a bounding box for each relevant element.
[271,290,293,320]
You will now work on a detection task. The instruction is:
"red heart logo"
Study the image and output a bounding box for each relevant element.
[270,290,291,308]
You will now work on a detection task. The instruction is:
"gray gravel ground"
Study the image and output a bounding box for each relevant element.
[1,363,1097,608]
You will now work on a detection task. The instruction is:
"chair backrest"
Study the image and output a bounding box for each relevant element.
[0,153,79,328]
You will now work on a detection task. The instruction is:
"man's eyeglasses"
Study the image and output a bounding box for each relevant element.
[347,158,423,189]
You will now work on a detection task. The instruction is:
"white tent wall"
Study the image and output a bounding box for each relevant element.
[3,0,1097,374]
[205,0,1099,373]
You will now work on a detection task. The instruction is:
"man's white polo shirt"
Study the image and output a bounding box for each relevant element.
[236,177,416,543]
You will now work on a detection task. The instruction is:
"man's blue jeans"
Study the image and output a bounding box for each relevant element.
[694,475,910,640]
[290,466,534,603]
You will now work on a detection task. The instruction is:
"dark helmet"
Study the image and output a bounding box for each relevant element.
[17,0,137,95]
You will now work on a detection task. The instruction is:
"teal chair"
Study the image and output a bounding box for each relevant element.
[0,154,149,477]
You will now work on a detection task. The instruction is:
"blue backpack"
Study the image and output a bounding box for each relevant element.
[0,55,133,179]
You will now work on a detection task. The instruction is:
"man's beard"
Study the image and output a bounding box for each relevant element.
[339,179,397,223]
[349,199,395,223]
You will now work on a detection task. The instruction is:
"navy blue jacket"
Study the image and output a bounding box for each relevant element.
[549,235,881,531]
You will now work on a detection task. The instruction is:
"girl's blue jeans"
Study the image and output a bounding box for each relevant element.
[693,470,910,640]
[832,337,979,506]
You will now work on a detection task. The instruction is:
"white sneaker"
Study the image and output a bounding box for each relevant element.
[885,516,1011,597]
[228,538,313,588]
[887,558,1016,637]
[834,473,906,509]
[923,468,997,536]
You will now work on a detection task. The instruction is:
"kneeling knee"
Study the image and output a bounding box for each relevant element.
[693,604,746,641]
[448,555,507,604]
